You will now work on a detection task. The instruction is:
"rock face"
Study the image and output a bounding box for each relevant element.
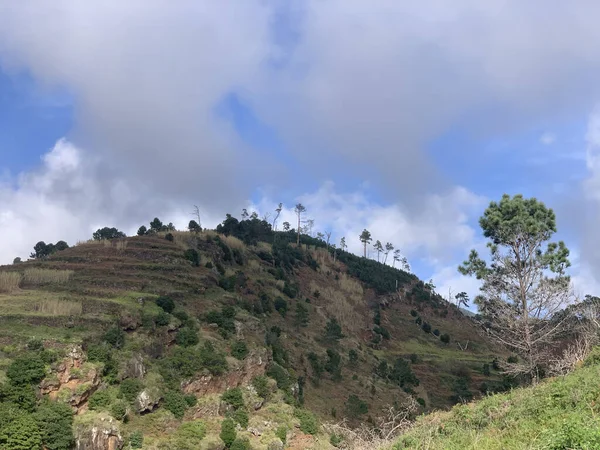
[75,415,123,450]
[135,388,161,413]
[40,345,100,411]
[182,348,269,397]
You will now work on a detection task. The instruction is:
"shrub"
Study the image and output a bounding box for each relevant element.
[330,433,344,447]
[416,397,426,406]
[252,375,270,398]
[27,338,44,352]
[389,358,419,387]
[102,325,125,349]
[89,390,111,410]
[219,275,237,292]
[274,297,288,317]
[176,328,199,347]
[410,309,418,317]
[295,409,319,435]
[0,413,42,449]
[584,347,600,367]
[6,353,46,385]
[220,418,237,448]
[164,390,188,419]
[119,378,144,403]
[308,352,324,379]
[155,311,170,326]
[275,426,287,444]
[199,342,228,375]
[0,382,37,412]
[184,394,197,407]
[221,388,244,410]
[233,409,249,428]
[173,309,190,322]
[374,326,390,339]
[415,317,422,325]
[349,349,359,364]
[282,282,298,298]
[230,436,251,450]
[345,394,368,418]
[325,318,344,342]
[34,400,74,450]
[433,329,440,336]
[483,363,491,376]
[230,341,249,360]
[440,333,451,344]
[165,232,174,241]
[128,431,144,449]
[93,227,126,240]
[410,353,420,364]
[325,349,342,381]
[421,322,432,333]
[137,226,147,236]
[111,401,128,421]
[507,355,519,364]
[175,421,206,447]
[267,363,291,391]
[156,296,175,313]
[295,302,309,327]
[205,261,214,269]
[184,249,200,267]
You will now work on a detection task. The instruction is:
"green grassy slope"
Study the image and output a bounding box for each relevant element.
[395,353,600,450]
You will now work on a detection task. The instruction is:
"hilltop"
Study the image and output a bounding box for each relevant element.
[394,349,600,449]
[0,219,504,449]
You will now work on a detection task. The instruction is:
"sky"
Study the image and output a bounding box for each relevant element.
[2,1,600,307]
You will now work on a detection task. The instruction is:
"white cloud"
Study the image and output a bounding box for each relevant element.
[540,132,556,145]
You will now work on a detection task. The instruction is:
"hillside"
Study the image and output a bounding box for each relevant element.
[394,350,600,449]
[0,221,504,449]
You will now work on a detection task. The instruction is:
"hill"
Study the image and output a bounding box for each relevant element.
[0,221,504,449]
[394,350,600,449]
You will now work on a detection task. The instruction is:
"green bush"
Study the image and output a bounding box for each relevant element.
[163,390,188,419]
[349,349,359,364]
[27,338,44,352]
[232,409,249,428]
[252,375,270,398]
[155,311,170,326]
[205,261,214,269]
[410,353,420,364]
[156,296,175,313]
[267,363,291,391]
[274,297,288,317]
[421,322,432,333]
[0,382,37,412]
[34,400,74,450]
[184,394,197,407]
[440,333,450,344]
[410,309,418,317]
[128,431,143,449]
[415,317,422,325]
[295,408,320,435]
[483,363,491,376]
[295,302,309,327]
[584,347,600,367]
[173,309,190,322]
[230,341,249,360]
[110,401,128,421]
[389,358,419,387]
[416,397,426,407]
[330,433,343,447]
[103,326,125,349]
[374,326,390,339]
[175,421,206,448]
[0,413,42,450]
[220,418,237,448]
[325,349,342,381]
[433,329,440,336]
[199,342,228,375]
[165,233,174,241]
[230,436,251,450]
[6,354,46,385]
[176,327,199,347]
[184,249,200,267]
[88,390,111,410]
[221,388,244,410]
[345,394,368,418]
[119,378,143,403]
[325,318,344,342]
[275,425,287,443]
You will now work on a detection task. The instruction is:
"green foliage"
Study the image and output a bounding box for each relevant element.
[307,352,324,380]
[156,296,175,313]
[0,413,42,450]
[184,394,197,407]
[199,341,228,375]
[275,426,287,444]
[330,433,343,447]
[88,390,111,410]
[324,318,344,342]
[410,353,420,364]
[410,309,418,317]
[295,302,309,327]
[175,421,206,448]
[128,431,144,449]
[440,333,450,344]
[34,401,74,450]
[267,363,292,391]
[232,409,249,428]
[221,388,245,410]
[220,418,237,448]
[230,436,251,450]
[103,326,125,349]
[274,297,288,317]
[204,307,236,333]
[294,408,320,435]
[325,349,342,381]
[415,316,422,325]
[188,220,202,233]
[252,375,270,399]
[230,341,249,360]
[374,325,390,339]
[348,349,359,364]
[483,363,491,376]
[450,376,473,404]
[155,310,170,326]
[184,248,200,267]
[163,390,188,419]
[119,378,143,403]
[584,346,600,367]
[27,338,44,352]
[345,394,368,418]
[93,227,126,241]
[137,225,147,236]
[0,383,37,412]
[433,328,440,336]
[421,322,432,333]
[165,232,174,241]
[110,401,128,421]
[417,397,426,407]
[176,327,199,347]
[219,275,237,292]
[6,354,46,385]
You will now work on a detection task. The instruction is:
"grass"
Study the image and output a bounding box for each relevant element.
[22,268,74,285]
[0,271,22,292]
[394,360,600,449]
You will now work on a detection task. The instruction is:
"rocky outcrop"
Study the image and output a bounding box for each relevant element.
[123,353,146,379]
[40,345,100,411]
[182,348,269,397]
[75,414,123,450]
[135,387,161,413]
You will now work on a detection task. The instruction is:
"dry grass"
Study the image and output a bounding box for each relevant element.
[222,235,245,251]
[115,240,128,251]
[321,285,369,334]
[0,272,22,293]
[22,268,74,286]
[33,298,82,316]
[247,259,261,272]
[103,239,113,248]
[338,273,364,298]
[255,241,272,253]
[76,239,102,246]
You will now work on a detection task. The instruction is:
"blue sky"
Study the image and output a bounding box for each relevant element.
[2,2,600,303]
